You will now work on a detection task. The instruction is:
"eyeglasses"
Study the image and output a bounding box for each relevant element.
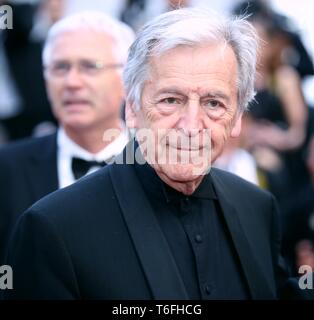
[46,59,124,77]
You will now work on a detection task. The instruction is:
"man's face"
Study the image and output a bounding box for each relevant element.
[45,30,124,132]
[127,43,242,185]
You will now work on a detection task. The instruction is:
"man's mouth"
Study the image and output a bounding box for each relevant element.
[166,141,208,151]
[164,133,211,152]
[63,99,91,106]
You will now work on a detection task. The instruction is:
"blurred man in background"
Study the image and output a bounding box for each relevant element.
[0,11,134,265]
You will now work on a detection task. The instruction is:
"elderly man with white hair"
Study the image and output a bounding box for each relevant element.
[3,8,307,300]
[0,12,134,266]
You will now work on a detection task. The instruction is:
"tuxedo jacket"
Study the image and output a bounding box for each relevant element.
[3,147,295,300]
[0,133,58,264]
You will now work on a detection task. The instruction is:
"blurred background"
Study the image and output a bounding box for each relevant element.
[0,0,314,275]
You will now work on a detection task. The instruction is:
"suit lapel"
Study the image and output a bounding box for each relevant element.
[210,169,275,299]
[109,152,188,299]
[26,133,58,202]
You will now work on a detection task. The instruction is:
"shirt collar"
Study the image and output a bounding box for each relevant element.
[57,125,129,162]
[161,171,217,203]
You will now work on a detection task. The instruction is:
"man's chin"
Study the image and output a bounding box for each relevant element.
[62,119,95,132]
[158,164,210,182]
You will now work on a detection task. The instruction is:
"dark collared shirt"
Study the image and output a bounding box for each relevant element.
[134,161,249,299]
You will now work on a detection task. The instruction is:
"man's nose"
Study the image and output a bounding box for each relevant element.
[178,99,204,136]
[63,68,84,88]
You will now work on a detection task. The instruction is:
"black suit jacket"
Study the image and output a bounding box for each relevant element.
[3,146,294,299]
[0,133,58,264]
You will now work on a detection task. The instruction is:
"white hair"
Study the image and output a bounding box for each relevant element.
[42,11,135,67]
[123,8,259,113]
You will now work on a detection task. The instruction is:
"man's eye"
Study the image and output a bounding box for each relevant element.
[53,62,70,72]
[206,100,222,108]
[81,62,98,71]
[161,97,180,104]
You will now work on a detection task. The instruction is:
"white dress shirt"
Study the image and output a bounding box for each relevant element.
[57,126,129,189]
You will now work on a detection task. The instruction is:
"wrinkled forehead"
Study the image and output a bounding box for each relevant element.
[150,41,236,68]
[146,43,238,85]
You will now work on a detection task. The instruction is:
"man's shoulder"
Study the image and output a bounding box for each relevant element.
[27,165,114,222]
[210,168,277,242]
[0,133,56,162]
[210,167,273,202]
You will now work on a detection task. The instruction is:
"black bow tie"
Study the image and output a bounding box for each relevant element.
[71,157,107,180]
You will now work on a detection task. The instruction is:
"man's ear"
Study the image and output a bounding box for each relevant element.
[125,101,138,129]
[230,114,242,138]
